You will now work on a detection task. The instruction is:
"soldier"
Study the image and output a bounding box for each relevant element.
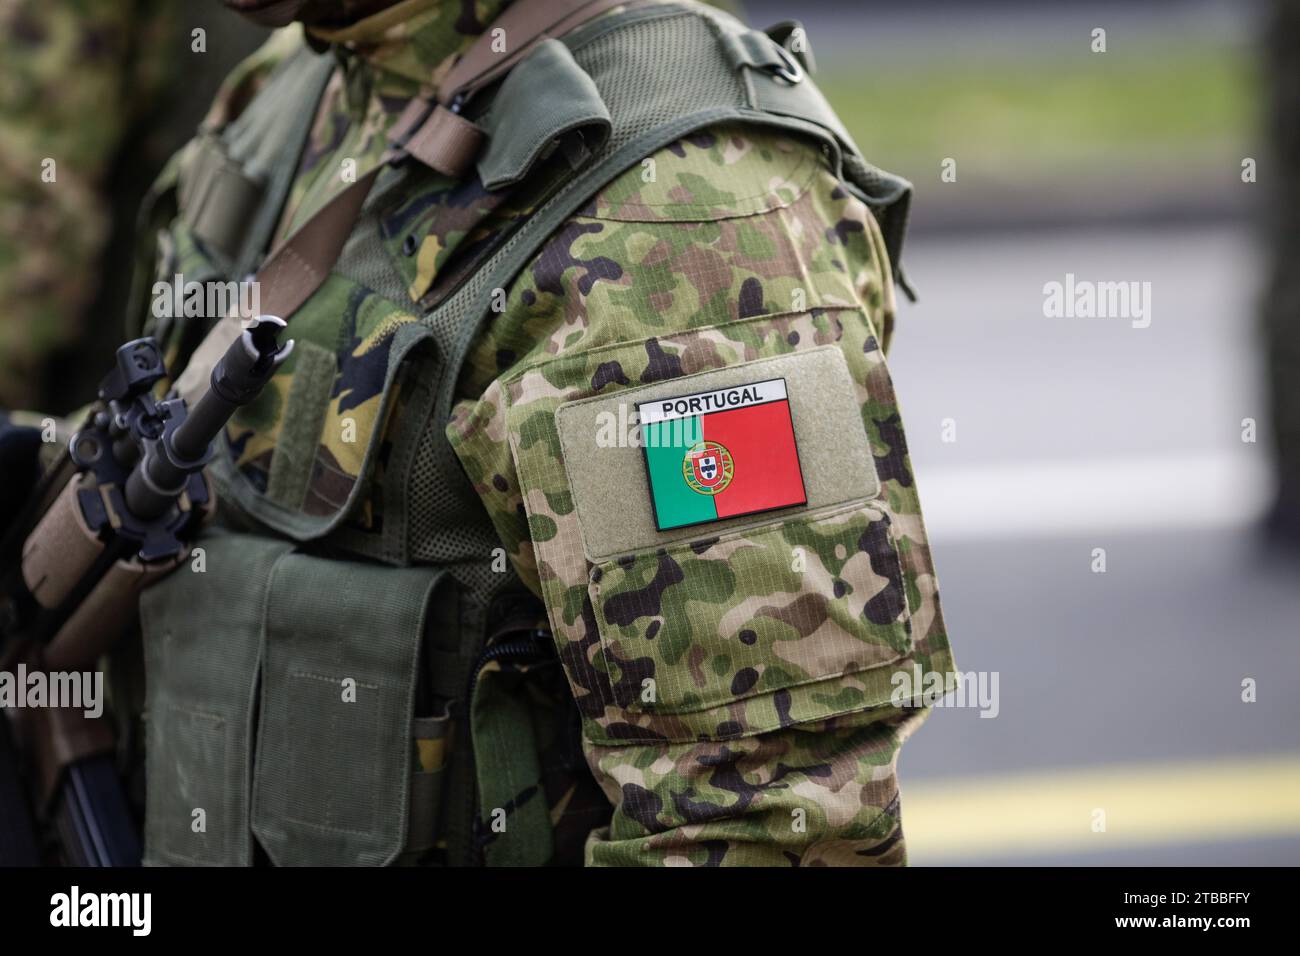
[0,0,262,413]
[11,0,957,866]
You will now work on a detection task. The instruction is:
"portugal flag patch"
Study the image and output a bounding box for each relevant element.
[638,377,807,531]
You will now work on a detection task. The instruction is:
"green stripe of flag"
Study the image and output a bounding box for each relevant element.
[643,417,716,529]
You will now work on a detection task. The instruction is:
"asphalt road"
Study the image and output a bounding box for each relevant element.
[881,223,1300,864]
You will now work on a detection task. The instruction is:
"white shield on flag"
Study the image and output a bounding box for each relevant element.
[682,440,735,496]
[693,454,720,486]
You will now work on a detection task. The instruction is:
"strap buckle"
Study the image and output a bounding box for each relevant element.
[768,44,804,85]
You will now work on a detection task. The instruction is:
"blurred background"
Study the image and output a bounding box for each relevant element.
[2,0,1296,864]
[742,0,1300,864]
[0,2,265,412]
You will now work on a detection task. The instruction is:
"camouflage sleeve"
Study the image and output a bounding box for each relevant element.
[449,124,949,866]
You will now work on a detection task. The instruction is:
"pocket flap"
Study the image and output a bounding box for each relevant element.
[251,553,444,866]
[590,500,914,721]
[140,532,294,866]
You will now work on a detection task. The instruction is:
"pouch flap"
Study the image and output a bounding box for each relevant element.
[251,554,444,866]
[477,38,612,191]
[139,532,295,866]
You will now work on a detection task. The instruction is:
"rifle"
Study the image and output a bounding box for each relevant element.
[0,316,291,865]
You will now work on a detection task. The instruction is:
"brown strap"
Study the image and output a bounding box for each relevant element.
[254,164,384,320]
[394,0,634,179]
[195,0,633,354]
[174,162,383,395]
[405,108,484,177]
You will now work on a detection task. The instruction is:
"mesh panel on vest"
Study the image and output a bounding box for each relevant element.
[337,191,413,308]
[325,162,511,587]
[575,12,744,144]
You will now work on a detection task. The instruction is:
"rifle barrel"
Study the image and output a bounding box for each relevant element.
[125,316,290,520]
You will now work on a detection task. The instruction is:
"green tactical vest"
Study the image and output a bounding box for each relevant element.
[127,0,919,867]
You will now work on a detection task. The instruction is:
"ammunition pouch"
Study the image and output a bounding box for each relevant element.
[139,531,455,865]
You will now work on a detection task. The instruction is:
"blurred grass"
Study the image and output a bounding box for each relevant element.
[817,42,1260,184]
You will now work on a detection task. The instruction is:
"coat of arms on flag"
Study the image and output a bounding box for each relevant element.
[683,441,733,494]
[638,377,807,530]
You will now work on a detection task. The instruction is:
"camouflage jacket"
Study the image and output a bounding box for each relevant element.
[148,0,953,866]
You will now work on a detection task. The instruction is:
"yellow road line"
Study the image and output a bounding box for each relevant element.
[902,753,1300,862]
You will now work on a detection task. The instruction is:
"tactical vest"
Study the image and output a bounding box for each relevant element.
[126,0,926,867]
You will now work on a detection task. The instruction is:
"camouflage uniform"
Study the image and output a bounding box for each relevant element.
[131,0,954,867]
[0,0,262,412]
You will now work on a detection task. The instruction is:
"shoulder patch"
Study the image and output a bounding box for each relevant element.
[638,377,806,530]
[554,345,878,560]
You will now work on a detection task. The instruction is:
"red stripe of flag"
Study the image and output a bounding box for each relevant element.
[704,400,806,519]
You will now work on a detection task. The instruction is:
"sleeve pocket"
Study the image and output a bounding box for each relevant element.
[588,500,913,738]
[502,314,950,746]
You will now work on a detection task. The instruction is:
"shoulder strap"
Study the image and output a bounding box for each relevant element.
[202,1,916,542]
[250,0,635,325]
[437,1,913,364]
[179,0,628,403]
[441,0,632,105]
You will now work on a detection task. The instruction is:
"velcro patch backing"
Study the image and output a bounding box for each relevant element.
[555,346,879,561]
